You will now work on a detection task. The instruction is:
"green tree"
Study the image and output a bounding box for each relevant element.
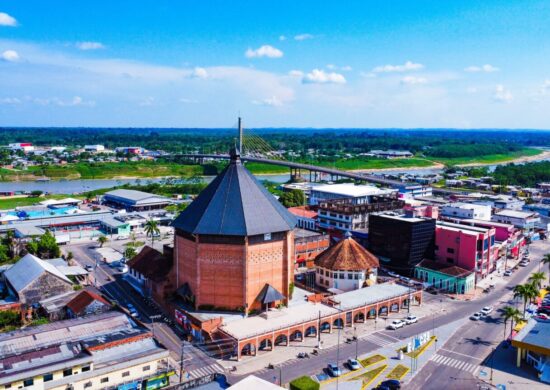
[0,310,20,330]
[0,244,10,264]
[513,283,538,317]
[123,247,137,260]
[529,272,546,291]
[501,306,521,340]
[37,230,61,258]
[97,235,108,248]
[289,376,320,390]
[144,220,160,246]
[279,189,305,208]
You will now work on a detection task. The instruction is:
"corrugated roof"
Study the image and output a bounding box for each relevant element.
[4,253,72,292]
[172,150,296,236]
[315,236,379,271]
[66,288,110,314]
[416,259,473,277]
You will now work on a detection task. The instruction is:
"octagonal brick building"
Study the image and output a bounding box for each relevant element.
[171,149,297,313]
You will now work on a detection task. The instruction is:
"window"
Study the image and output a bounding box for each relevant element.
[339,273,345,279]
[43,373,54,382]
[23,379,34,387]
[447,248,454,254]
[264,233,271,241]
[101,377,109,383]
[122,371,130,377]
[81,365,91,372]
[4,385,11,389]
[143,365,151,372]
[348,273,353,280]
[63,368,72,377]
[447,257,454,264]
[84,382,93,388]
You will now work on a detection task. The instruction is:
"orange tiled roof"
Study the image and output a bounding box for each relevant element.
[287,206,318,219]
[66,289,109,314]
[314,236,379,271]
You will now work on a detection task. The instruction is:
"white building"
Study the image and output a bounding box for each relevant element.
[314,233,379,292]
[8,143,34,152]
[491,210,540,231]
[84,144,105,152]
[441,202,492,221]
[309,183,396,206]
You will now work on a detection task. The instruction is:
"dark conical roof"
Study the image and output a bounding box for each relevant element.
[256,284,285,305]
[172,152,296,236]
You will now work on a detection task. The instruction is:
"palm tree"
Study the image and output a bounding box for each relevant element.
[529,272,546,291]
[501,306,522,340]
[513,283,538,317]
[144,220,160,246]
[97,235,108,248]
[5,230,18,259]
[123,247,137,260]
[542,254,550,285]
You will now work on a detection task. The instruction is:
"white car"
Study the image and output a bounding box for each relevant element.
[503,270,513,276]
[481,306,493,316]
[519,261,528,267]
[389,320,405,330]
[405,315,418,325]
[327,363,342,377]
[470,312,482,321]
[118,265,129,273]
[347,358,361,371]
[387,271,399,278]
[116,235,129,240]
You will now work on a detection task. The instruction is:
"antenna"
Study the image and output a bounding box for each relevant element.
[238,117,243,155]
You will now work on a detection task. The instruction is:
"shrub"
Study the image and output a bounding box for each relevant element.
[289,376,319,390]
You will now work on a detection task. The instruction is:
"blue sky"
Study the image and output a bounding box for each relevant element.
[1,1,550,128]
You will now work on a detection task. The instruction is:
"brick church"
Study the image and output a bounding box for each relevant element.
[170,148,297,313]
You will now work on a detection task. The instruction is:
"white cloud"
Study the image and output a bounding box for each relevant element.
[245,45,283,58]
[493,84,513,103]
[26,96,95,107]
[302,69,346,84]
[373,61,424,73]
[464,64,499,73]
[360,72,377,78]
[252,96,283,107]
[401,76,427,85]
[327,64,352,71]
[538,79,550,95]
[279,35,286,41]
[0,97,21,105]
[76,41,105,50]
[180,98,199,104]
[139,97,155,106]
[0,12,17,27]
[294,33,314,41]
[191,67,208,79]
[466,86,478,93]
[1,50,19,62]
[288,70,304,77]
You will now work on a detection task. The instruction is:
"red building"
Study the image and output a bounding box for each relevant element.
[170,149,297,313]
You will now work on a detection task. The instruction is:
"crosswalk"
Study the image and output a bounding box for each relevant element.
[431,353,479,374]
[366,333,395,347]
[186,363,225,379]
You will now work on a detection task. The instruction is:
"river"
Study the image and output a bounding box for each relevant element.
[2,151,549,194]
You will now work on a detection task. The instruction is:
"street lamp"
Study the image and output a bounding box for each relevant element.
[354,326,358,359]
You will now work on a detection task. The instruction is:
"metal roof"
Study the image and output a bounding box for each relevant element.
[172,150,296,236]
[256,284,285,305]
[4,253,72,292]
[104,189,170,205]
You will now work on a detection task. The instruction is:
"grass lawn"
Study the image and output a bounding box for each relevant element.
[359,354,387,368]
[386,364,410,380]
[0,194,78,210]
[433,147,542,166]
[350,364,387,388]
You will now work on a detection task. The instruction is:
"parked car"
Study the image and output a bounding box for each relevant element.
[389,320,405,330]
[347,358,361,370]
[387,271,399,278]
[470,312,482,321]
[109,261,121,268]
[519,261,528,267]
[503,270,513,277]
[84,265,94,272]
[295,274,305,282]
[405,315,418,325]
[426,286,438,295]
[116,235,130,240]
[481,306,493,316]
[379,379,401,390]
[327,363,342,377]
[118,265,129,273]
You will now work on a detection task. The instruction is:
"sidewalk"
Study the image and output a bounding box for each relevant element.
[217,298,449,375]
[322,319,467,389]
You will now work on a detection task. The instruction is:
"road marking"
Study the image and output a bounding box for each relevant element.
[156,322,182,347]
[432,353,479,374]
[367,334,395,346]
[438,348,484,361]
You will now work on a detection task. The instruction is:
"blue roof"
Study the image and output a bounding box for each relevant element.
[172,151,296,236]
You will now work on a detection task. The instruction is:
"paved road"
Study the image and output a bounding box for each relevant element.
[227,242,547,386]
[67,243,223,380]
[407,243,548,390]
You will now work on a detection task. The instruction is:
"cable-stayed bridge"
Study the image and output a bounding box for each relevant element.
[171,118,459,195]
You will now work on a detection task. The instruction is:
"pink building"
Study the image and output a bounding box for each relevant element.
[435,221,496,281]
[403,204,439,219]
[451,218,524,259]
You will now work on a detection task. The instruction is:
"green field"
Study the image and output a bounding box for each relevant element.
[0,194,80,210]
[433,147,542,166]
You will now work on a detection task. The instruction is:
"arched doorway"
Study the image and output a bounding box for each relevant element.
[305,326,317,337]
[290,330,303,341]
[241,343,255,356]
[259,339,273,351]
[320,322,331,333]
[354,312,365,323]
[333,318,344,329]
[390,303,399,312]
[379,306,388,316]
[367,308,376,319]
[275,334,288,346]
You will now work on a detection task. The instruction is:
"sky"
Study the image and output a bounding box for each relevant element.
[1,1,550,128]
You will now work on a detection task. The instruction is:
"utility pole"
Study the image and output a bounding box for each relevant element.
[317,310,322,348]
[238,117,243,155]
[179,340,185,383]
